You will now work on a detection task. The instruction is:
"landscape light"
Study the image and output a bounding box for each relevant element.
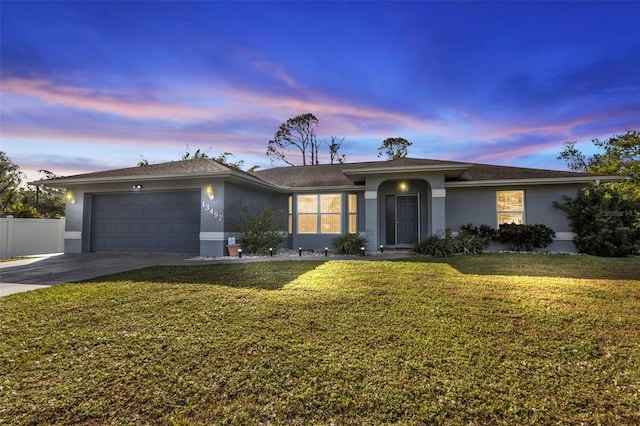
[361,247,366,256]
[238,248,242,258]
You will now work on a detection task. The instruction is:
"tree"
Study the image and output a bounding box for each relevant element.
[0,151,23,215]
[20,170,66,218]
[555,130,640,256]
[557,130,640,190]
[377,137,413,160]
[267,113,320,166]
[328,136,346,164]
[213,152,260,173]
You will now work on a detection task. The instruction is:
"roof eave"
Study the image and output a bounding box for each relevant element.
[29,170,282,192]
[445,175,622,188]
[343,164,471,176]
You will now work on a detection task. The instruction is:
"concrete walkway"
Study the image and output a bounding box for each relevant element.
[1,251,411,297]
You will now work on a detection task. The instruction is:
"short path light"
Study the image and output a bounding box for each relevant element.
[238,248,242,258]
[324,247,328,256]
[298,246,302,257]
[379,244,384,253]
[269,247,273,257]
[361,246,366,256]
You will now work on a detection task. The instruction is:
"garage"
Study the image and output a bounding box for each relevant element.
[90,190,200,254]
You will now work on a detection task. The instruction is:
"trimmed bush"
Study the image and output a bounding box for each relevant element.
[331,233,368,255]
[496,223,555,251]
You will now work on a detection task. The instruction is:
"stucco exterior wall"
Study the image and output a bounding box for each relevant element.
[445,183,584,251]
[222,181,286,256]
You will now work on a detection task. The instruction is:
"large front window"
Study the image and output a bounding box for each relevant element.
[297,194,342,234]
[496,190,525,224]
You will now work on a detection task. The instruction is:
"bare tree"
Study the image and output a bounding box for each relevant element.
[267,113,319,166]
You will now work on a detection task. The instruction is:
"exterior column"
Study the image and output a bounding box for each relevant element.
[431,188,446,236]
[364,190,378,252]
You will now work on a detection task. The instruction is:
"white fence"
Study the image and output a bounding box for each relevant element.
[0,217,65,259]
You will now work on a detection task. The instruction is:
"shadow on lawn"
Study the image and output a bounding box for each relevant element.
[399,253,640,280]
[83,260,329,290]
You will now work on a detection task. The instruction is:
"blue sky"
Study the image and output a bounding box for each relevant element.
[1,1,639,181]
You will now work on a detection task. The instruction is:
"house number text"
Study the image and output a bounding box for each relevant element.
[202,201,224,221]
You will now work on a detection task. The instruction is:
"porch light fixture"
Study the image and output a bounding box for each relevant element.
[205,185,215,200]
[132,184,142,192]
[398,181,409,192]
[65,191,76,205]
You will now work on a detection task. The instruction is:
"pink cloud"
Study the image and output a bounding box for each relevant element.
[2,77,214,122]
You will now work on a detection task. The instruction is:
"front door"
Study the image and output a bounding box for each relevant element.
[396,195,419,246]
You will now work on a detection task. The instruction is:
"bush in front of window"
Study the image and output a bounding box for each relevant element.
[331,233,368,255]
[232,203,286,255]
[496,223,555,251]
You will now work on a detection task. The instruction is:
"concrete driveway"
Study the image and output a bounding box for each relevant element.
[0,253,197,297]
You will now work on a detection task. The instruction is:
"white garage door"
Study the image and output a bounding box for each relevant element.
[90,190,200,254]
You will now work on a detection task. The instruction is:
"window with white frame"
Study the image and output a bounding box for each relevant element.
[348,193,357,233]
[496,190,525,224]
[288,195,293,234]
[297,194,342,234]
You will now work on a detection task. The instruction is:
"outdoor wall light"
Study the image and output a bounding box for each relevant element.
[132,184,142,191]
[205,185,215,200]
[398,181,409,192]
[65,191,76,205]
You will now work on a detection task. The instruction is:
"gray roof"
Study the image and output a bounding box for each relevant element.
[39,156,613,189]
[254,158,471,188]
[254,157,604,188]
[58,157,233,180]
[452,163,597,182]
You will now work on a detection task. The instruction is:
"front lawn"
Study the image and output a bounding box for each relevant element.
[1,254,639,425]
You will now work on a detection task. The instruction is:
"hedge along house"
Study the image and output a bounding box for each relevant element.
[40,157,619,256]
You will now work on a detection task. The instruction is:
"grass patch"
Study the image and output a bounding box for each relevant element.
[0,256,34,263]
[1,254,639,424]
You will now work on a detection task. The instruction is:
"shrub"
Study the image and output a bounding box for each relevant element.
[413,234,456,257]
[232,203,286,254]
[453,232,490,255]
[496,223,555,251]
[331,233,368,255]
[555,184,640,257]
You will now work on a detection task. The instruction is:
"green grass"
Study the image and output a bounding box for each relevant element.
[1,254,639,425]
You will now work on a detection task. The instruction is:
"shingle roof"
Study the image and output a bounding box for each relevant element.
[253,157,603,188]
[253,158,471,188]
[59,157,233,180]
[451,163,596,182]
[40,156,610,189]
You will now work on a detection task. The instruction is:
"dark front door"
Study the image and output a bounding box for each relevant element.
[396,195,419,246]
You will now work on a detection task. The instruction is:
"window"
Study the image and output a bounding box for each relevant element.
[496,190,524,224]
[348,193,357,233]
[288,196,293,234]
[297,194,342,234]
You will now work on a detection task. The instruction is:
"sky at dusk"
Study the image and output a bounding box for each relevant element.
[1,1,639,182]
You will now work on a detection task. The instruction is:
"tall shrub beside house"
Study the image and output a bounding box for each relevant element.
[555,184,640,257]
